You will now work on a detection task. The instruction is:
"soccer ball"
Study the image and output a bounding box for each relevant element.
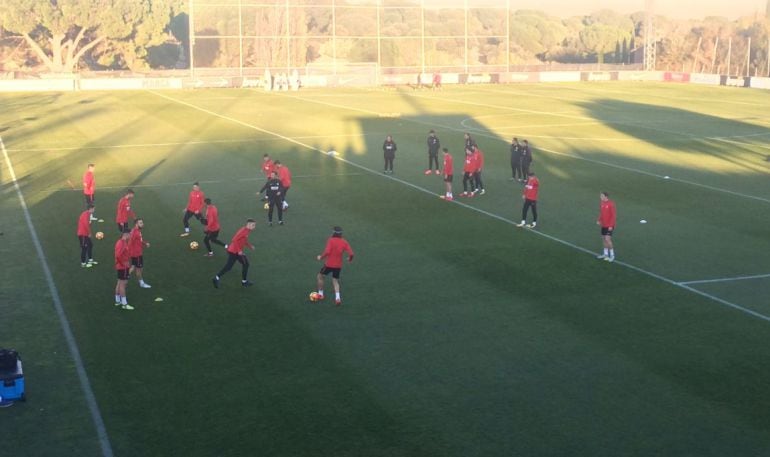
[189,241,199,250]
[263,202,269,210]
[309,292,320,302]
[95,231,104,240]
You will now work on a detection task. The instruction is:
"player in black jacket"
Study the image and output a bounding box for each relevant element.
[520,139,533,182]
[259,171,285,225]
[510,137,522,181]
[426,130,441,175]
[383,135,397,174]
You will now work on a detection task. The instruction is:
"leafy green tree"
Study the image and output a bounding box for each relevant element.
[0,0,179,72]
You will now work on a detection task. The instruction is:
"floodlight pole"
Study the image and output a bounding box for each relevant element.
[746,36,751,77]
[189,0,196,79]
[238,0,244,78]
[710,37,718,74]
[464,0,468,74]
[377,0,381,83]
[286,0,290,73]
[506,0,510,72]
[332,0,337,75]
[643,0,656,71]
[421,0,425,74]
[727,37,732,75]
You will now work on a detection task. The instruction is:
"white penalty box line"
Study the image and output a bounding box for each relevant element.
[678,273,770,286]
[148,90,770,325]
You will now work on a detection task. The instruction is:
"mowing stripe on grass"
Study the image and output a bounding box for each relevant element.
[679,273,770,285]
[1,136,114,457]
[283,89,770,205]
[37,172,365,194]
[147,91,770,325]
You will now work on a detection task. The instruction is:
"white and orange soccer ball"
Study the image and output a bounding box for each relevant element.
[309,292,320,302]
[95,231,104,240]
[189,241,199,250]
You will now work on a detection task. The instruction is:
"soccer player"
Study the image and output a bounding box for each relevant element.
[77,205,97,268]
[516,171,539,228]
[463,132,475,152]
[316,226,354,306]
[261,153,274,178]
[520,140,533,181]
[460,148,476,197]
[180,182,206,237]
[128,218,151,288]
[202,198,226,256]
[82,163,97,220]
[596,192,617,262]
[510,138,523,181]
[432,72,442,90]
[115,189,135,233]
[114,230,133,310]
[383,135,397,174]
[274,161,292,210]
[425,130,441,175]
[259,171,285,225]
[212,219,257,288]
[472,144,485,195]
[440,148,454,201]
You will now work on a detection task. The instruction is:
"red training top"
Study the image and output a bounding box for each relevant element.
[473,148,484,171]
[261,159,275,177]
[226,226,254,255]
[77,210,91,237]
[116,196,134,224]
[320,236,354,269]
[114,238,130,270]
[187,190,205,213]
[463,154,475,173]
[83,171,95,196]
[443,153,453,176]
[206,205,221,232]
[598,199,616,228]
[128,227,145,257]
[278,166,292,188]
[523,176,539,201]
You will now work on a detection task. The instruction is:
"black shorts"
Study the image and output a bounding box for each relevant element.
[117,222,128,233]
[206,230,220,238]
[117,268,130,280]
[319,266,341,279]
[444,174,453,183]
[601,227,614,236]
[131,256,144,268]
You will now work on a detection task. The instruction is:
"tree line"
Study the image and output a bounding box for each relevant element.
[1,0,768,75]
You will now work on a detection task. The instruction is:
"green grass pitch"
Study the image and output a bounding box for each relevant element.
[2,82,770,456]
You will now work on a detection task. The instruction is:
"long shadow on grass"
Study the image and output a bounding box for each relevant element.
[577,99,770,173]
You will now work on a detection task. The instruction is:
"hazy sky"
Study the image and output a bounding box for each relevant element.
[499,0,767,19]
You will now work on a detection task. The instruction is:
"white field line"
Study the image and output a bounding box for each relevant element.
[678,273,770,286]
[279,90,770,205]
[150,90,770,325]
[1,136,114,457]
[707,136,770,150]
[36,172,365,194]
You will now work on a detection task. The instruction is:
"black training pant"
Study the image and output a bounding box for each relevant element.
[78,235,92,263]
[217,252,250,281]
[522,199,537,222]
[268,196,284,222]
[183,210,206,229]
[204,230,226,252]
[462,172,474,191]
[511,161,522,179]
[521,160,531,178]
[384,154,394,171]
[428,153,439,170]
[474,171,484,190]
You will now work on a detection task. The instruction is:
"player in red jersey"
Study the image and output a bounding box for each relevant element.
[316,226,354,306]
[128,218,151,288]
[596,191,617,262]
[115,189,135,233]
[212,219,257,288]
[261,153,275,177]
[440,148,454,200]
[202,198,227,256]
[77,205,97,268]
[114,230,133,310]
[460,148,476,197]
[471,145,485,195]
[516,171,539,228]
[275,161,292,210]
[82,163,97,220]
[180,182,206,237]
